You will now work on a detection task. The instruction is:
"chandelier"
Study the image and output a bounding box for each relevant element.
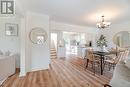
[96,16,111,29]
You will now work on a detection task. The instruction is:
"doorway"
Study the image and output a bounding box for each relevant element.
[63,32,86,56]
[50,33,58,59]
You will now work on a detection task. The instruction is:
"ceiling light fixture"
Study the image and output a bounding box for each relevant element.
[96,15,111,29]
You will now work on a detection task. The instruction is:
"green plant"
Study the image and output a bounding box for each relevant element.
[97,35,107,47]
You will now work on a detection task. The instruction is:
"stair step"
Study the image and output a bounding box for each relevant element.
[50,51,56,53]
[50,50,56,52]
[51,54,57,56]
[51,51,56,53]
[50,49,56,51]
[50,52,57,53]
[51,53,57,55]
[51,56,57,57]
[51,55,57,57]
[51,56,57,59]
[50,48,57,59]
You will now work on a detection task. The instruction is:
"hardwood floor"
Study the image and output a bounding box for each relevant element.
[1,57,113,87]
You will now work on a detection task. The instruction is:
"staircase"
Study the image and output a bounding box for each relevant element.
[50,48,57,59]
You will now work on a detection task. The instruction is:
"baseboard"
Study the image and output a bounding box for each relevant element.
[31,66,49,72]
[19,72,26,77]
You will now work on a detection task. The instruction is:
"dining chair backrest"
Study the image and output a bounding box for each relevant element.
[114,52,124,64]
[87,49,95,61]
[120,50,129,61]
[114,50,129,64]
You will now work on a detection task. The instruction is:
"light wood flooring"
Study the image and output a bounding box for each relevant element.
[1,57,113,87]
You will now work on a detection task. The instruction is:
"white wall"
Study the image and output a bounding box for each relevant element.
[100,21,130,48]
[25,12,50,72]
[50,21,99,33]
[20,18,26,76]
[0,17,20,68]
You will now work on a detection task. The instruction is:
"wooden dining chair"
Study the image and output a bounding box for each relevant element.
[104,50,129,70]
[85,49,100,74]
[120,50,129,62]
[105,47,117,60]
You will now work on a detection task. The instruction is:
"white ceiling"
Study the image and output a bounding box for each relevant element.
[18,0,130,27]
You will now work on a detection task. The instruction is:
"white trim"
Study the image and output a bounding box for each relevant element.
[19,72,26,77]
[31,66,50,72]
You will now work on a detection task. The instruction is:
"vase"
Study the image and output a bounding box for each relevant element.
[100,46,108,52]
[100,46,104,52]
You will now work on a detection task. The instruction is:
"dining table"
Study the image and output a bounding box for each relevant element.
[92,51,118,75]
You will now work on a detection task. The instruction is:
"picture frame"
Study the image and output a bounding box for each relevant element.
[5,23,18,36]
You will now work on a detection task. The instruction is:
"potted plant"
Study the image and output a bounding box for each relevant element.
[97,35,107,52]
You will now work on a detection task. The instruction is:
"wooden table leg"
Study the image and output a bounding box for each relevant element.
[101,56,103,75]
[86,59,89,68]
